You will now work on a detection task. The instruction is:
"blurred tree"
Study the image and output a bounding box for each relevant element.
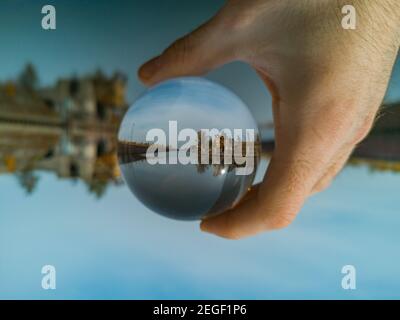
[88,180,108,198]
[17,171,39,194]
[4,82,16,97]
[18,63,39,91]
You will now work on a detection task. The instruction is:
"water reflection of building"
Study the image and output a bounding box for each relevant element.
[118,130,261,177]
[0,64,127,197]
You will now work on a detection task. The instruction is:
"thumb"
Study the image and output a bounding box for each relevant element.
[138,16,236,85]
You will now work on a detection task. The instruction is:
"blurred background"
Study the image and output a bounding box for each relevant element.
[0,0,399,299]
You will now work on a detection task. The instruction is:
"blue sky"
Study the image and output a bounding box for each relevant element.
[118,78,259,142]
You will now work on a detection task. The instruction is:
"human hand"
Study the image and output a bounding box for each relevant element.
[138,0,400,239]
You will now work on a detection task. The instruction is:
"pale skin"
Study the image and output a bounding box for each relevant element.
[138,0,400,239]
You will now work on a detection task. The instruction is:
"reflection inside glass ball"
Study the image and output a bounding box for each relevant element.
[118,77,261,220]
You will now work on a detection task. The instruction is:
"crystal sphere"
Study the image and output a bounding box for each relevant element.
[118,77,261,220]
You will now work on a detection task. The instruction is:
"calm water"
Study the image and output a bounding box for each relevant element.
[0,0,400,299]
[119,155,258,220]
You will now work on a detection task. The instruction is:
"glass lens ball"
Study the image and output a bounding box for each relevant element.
[118,77,261,221]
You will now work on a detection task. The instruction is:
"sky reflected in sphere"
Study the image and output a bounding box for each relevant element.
[118,77,261,220]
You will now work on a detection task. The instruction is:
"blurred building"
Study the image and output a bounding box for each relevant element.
[38,70,127,122]
[0,64,127,197]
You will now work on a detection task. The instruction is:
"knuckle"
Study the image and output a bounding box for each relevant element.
[352,118,374,145]
[258,193,302,230]
[214,215,243,240]
[267,213,296,230]
[222,218,243,240]
[313,179,331,194]
[285,159,314,194]
[164,36,193,66]
[221,230,241,240]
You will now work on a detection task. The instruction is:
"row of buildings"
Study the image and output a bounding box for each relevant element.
[0,64,128,197]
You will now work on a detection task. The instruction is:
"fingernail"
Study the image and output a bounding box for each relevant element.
[200,220,210,233]
[139,56,161,81]
[200,220,214,234]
